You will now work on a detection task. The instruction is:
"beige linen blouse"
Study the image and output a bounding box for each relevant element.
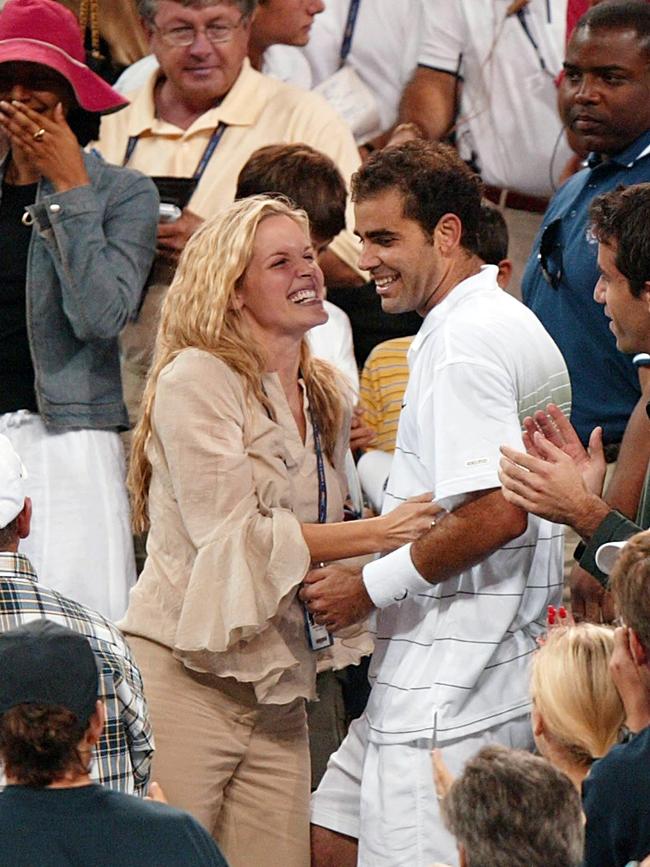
[120,348,351,704]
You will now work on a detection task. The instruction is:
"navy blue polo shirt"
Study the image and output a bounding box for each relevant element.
[522,129,650,446]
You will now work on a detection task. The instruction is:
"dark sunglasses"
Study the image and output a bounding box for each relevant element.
[538,218,563,290]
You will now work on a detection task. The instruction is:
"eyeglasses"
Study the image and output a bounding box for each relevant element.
[153,16,246,47]
[538,218,563,290]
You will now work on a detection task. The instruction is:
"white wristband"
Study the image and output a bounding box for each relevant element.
[362,543,432,609]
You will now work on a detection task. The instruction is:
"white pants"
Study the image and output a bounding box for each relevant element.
[311,712,534,867]
[1,411,136,621]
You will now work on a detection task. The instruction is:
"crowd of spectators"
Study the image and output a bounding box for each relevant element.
[1,0,650,865]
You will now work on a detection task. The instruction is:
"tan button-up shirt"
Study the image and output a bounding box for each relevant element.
[120,349,350,704]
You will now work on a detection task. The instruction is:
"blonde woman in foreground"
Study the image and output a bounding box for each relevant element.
[531,623,625,790]
[432,625,624,866]
[121,196,436,867]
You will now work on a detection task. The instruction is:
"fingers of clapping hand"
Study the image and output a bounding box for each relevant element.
[499,446,546,485]
[545,403,577,442]
[145,781,168,803]
[431,749,454,801]
[522,423,542,458]
[587,425,604,459]
[569,564,612,624]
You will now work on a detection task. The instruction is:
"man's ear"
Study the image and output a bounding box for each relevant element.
[496,258,513,290]
[642,281,650,316]
[16,498,31,540]
[433,213,463,255]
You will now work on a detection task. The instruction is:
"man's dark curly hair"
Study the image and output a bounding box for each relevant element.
[589,183,650,297]
[351,140,483,254]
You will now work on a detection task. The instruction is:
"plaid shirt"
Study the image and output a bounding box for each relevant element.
[0,553,154,796]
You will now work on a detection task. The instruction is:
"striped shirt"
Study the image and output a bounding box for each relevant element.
[362,267,571,745]
[359,336,414,453]
[0,552,154,795]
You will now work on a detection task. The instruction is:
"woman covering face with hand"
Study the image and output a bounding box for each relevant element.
[0,0,158,619]
[124,195,437,867]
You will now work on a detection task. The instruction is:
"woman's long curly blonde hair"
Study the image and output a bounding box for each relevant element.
[129,195,345,533]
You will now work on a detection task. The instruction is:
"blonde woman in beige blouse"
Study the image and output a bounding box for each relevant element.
[123,196,436,867]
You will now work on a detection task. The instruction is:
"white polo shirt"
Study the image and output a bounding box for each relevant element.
[302,0,423,134]
[362,266,571,746]
[418,0,572,196]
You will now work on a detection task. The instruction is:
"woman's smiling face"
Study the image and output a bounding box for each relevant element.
[236,214,328,343]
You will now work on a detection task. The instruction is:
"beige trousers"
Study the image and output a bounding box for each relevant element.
[128,636,311,867]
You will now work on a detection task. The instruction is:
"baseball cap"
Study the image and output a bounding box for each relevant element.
[595,539,628,576]
[0,434,27,529]
[0,620,99,726]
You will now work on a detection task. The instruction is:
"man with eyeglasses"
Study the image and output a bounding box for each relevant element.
[521,1,650,595]
[95,0,362,428]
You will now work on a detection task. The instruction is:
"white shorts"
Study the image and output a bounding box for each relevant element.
[1,411,136,621]
[311,712,534,867]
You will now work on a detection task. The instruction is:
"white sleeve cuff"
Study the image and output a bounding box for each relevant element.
[362,543,432,609]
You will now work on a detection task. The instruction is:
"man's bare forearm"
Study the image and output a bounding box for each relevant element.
[399,67,459,142]
[410,489,528,582]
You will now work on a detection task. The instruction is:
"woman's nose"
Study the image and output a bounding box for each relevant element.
[6,83,32,102]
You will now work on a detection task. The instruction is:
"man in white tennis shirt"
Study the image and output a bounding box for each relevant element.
[301,140,571,867]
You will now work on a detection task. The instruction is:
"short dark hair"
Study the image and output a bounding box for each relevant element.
[609,530,650,650]
[0,703,88,787]
[0,516,19,551]
[589,183,650,297]
[235,144,347,242]
[477,203,509,265]
[441,746,584,867]
[575,1,650,57]
[351,140,483,254]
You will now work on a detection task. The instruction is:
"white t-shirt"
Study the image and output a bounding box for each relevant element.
[308,300,359,398]
[302,0,423,134]
[418,0,572,196]
[362,266,571,746]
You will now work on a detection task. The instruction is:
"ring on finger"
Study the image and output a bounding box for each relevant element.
[32,127,46,142]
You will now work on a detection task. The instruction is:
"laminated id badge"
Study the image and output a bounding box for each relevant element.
[303,603,333,651]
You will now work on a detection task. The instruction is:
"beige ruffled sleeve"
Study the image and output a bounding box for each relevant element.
[142,350,313,700]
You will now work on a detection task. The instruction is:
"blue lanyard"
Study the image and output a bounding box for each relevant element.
[260,382,328,524]
[122,121,228,181]
[310,411,328,524]
[339,0,362,67]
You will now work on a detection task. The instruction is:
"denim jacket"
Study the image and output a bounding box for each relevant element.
[2,150,158,431]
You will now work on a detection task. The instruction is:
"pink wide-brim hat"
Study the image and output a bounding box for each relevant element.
[0,0,128,114]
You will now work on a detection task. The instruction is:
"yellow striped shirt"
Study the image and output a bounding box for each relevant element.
[359,336,414,453]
